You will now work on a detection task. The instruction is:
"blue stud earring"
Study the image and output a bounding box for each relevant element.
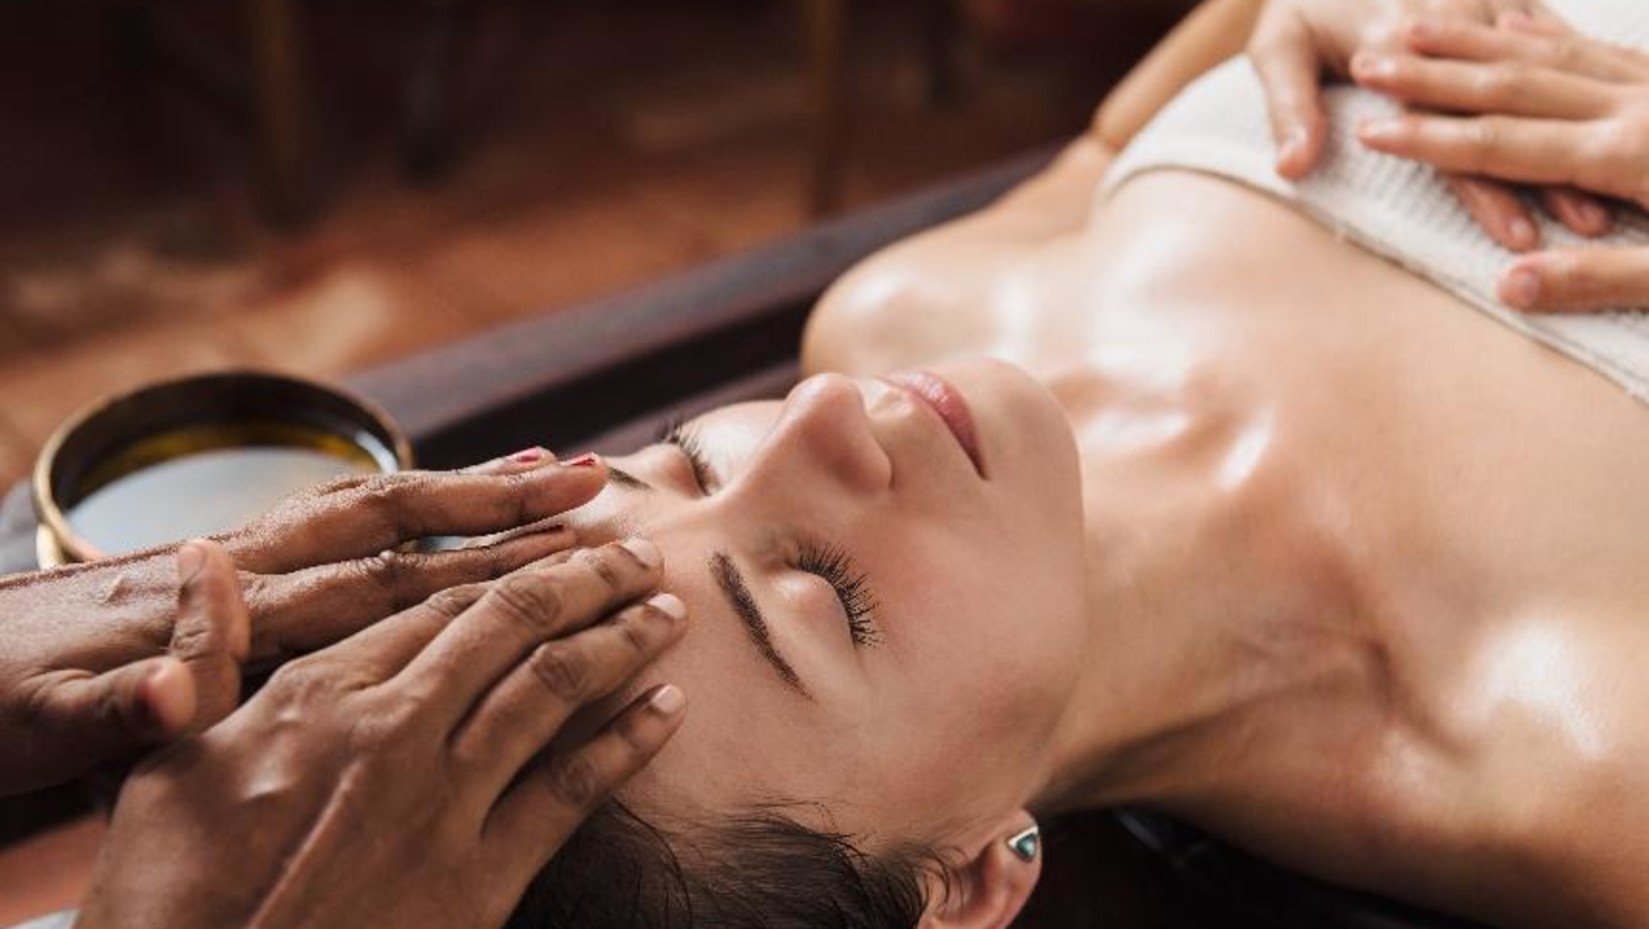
[1006,825,1040,863]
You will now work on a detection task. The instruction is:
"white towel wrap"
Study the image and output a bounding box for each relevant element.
[1101,0,1649,402]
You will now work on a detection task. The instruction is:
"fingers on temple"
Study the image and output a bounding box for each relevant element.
[247,524,576,662]
[461,447,555,477]
[1351,51,1615,121]
[450,592,688,794]
[1445,175,1539,251]
[481,683,687,888]
[235,458,607,574]
[1540,188,1614,238]
[169,541,251,729]
[393,539,666,726]
[298,539,659,711]
[1501,248,1649,313]
[1248,9,1328,179]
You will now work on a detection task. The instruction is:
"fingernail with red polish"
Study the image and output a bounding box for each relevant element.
[1502,266,1541,309]
[563,453,601,468]
[510,447,547,465]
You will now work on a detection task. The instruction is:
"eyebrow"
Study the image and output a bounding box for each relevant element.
[606,466,652,492]
[606,462,807,696]
[709,551,810,699]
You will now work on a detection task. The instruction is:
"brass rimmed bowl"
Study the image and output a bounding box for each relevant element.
[33,370,414,567]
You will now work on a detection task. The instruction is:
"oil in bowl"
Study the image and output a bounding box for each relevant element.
[35,371,413,567]
[64,423,390,557]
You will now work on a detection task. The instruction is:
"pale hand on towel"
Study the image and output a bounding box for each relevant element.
[1246,0,1607,253]
[1353,14,1649,312]
[0,449,602,797]
[74,539,687,929]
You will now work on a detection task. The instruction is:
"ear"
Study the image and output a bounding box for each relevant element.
[919,812,1042,929]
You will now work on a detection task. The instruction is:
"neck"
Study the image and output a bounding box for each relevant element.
[1030,384,1396,818]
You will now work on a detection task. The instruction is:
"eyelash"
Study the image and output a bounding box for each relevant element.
[658,416,880,648]
[660,417,717,493]
[797,541,880,647]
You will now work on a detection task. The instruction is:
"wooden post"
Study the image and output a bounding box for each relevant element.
[246,0,314,226]
[922,0,959,106]
[806,0,847,217]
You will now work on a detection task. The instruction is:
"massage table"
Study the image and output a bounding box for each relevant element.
[0,1,1494,925]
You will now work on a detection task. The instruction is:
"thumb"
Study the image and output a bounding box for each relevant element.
[170,540,252,730]
[1500,247,1649,313]
[18,543,248,786]
[26,655,198,783]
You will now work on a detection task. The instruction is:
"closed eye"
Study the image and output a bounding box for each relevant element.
[797,540,880,648]
[655,416,880,648]
[660,418,718,494]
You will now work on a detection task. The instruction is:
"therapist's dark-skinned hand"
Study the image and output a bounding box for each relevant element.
[1352,13,1649,312]
[0,448,606,797]
[1246,0,1611,252]
[74,535,687,929]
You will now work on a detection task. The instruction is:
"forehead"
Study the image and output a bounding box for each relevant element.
[602,555,849,818]
[563,468,815,732]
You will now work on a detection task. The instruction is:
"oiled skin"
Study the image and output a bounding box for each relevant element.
[803,139,1649,928]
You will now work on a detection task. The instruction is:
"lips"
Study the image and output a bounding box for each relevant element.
[881,371,987,478]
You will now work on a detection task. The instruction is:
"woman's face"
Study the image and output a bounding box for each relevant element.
[564,357,1089,848]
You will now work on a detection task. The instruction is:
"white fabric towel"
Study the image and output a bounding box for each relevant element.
[1102,0,1649,402]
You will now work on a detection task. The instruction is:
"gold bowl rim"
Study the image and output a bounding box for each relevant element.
[31,369,415,568]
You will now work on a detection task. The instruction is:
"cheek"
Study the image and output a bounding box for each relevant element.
[886,524,1086,671]
[880,546,1085,749]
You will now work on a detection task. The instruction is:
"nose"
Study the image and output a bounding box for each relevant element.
[749,374,891,495]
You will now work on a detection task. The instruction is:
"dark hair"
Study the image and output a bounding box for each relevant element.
[506,801,944,929]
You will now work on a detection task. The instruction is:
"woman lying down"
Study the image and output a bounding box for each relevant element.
[510,1,1649,927]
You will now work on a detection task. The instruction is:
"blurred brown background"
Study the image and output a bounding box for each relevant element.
[0,0,1188,491]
